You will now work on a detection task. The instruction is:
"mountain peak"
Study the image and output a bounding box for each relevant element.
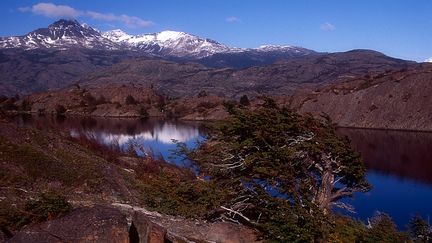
[102,29,131,42]
[0,19,120,50]
[49,19,81,29]
[102,29,230,58]
[155,30,188,42]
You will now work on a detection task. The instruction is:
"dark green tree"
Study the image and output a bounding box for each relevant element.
[409,215,431,242]
[179,102,370,240]
[96,95,107,105]
[83,92,97,106]
[139,106,149,119]
[239,95,250,106]
[20,99,32,111]
[198,90,208,98]
[366,212,409,242]
[125,95,137,105]
[55,104,66,116]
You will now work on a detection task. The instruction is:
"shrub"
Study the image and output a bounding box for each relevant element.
[222,100,237,113]
[83,92,97,106]
[408,215,431,242]
[20,99,32,111]
[55,104,66,116]
[0,95,7,103]
[197,101,218,109]
[167,104,188,118]
[133,157,227,217]
[113,102,122,108]
[125,95,137,105]
[367,212,409,242]
[96,95,107,105]
[24,193,72,224]
[37,108,45,116]
[239,94,250,106]
[198,90,208,98]
[156,95,166,111]
[139,106,149,119]
[0,193,71,231]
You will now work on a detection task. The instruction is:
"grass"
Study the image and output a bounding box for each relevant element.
[0,192,71,231]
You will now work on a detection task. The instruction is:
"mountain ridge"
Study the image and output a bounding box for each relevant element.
[0,19,314,59]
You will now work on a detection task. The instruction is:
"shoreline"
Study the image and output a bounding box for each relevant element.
[9,111,432,133]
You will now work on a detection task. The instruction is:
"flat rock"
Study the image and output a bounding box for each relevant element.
[8,205,129,243]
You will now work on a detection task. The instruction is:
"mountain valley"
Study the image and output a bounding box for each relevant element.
[1,5,431,241]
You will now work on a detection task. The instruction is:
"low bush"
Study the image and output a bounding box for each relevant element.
[0,193,71,231]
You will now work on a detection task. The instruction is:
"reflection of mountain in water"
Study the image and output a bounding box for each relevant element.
[337,128,432,184]
[13,115,202,145]
[76,122,200,145]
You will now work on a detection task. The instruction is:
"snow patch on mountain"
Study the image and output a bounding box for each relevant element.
[103,30,231,58]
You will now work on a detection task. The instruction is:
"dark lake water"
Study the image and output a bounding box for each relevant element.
[13,115,432,229]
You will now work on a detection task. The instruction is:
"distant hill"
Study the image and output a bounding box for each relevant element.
[76,49,412,98]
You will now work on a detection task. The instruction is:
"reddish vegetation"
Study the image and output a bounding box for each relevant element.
[68,132,122,163]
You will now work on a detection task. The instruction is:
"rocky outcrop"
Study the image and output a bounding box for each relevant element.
[115,203,259,243]
[7,204,259,243]
[8,206,129,243]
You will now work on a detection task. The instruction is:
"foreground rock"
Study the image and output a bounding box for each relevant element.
[8,206,129,243]
[8,204,259,243]
[118,204,259,243]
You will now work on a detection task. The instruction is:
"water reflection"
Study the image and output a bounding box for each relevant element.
[71,122,200,146]
[337,128,432,229]
[14,115,203,160]
[337,128,432,184]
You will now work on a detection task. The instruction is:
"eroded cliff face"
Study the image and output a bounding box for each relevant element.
[291,64,432,131]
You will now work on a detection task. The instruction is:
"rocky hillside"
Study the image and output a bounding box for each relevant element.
[290,63,432,131]
[4,57,429,131]
[76,49,411,98]
[14,83,229,121]
[0,118,258,242]
[196,45,315,68]
[0,48,145,95]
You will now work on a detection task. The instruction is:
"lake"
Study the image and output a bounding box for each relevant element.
[13,115,432,229]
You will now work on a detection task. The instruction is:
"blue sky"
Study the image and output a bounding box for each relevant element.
[1,0,431,61]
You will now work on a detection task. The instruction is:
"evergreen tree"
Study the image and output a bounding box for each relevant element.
[178,100,370,241]
[239,95,250,106]
[409,215,431,242]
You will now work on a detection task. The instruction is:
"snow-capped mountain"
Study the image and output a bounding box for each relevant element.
[103,29,232,58]
[424,57,432,63]
[0,19,314,60]
[0,19,119,50]
[255,45,304,53]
